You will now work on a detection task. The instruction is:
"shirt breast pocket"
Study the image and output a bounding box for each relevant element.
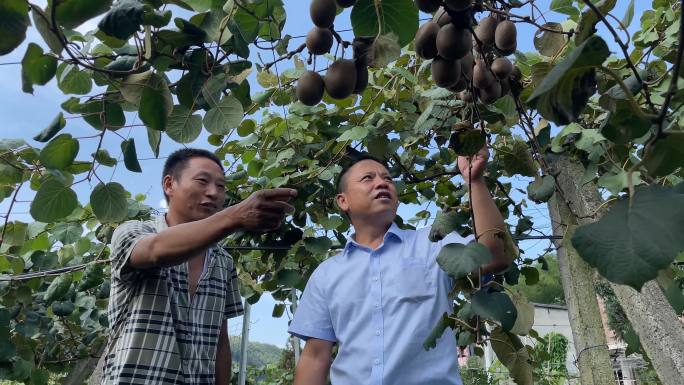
[397,258,432,301]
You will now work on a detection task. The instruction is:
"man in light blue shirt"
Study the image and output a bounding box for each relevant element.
[288,147,509,385]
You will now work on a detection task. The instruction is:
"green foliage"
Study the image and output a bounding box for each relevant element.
[509,256,566,306]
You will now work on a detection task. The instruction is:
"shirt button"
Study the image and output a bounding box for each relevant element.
[374,359,380,365]
[375,303,380,308]
[372,276,378,282]
[375,330,381,336]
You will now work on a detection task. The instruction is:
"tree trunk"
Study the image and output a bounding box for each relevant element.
[60,344,105,385]
[547,153,684,385]
[548,194,615,385]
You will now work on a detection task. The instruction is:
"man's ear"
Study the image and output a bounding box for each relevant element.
[162,175,174,199]
[336,192,349,212]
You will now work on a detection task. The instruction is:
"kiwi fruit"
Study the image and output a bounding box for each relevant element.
[495,20,517,55]
[415,22,440,59]
[459,90,473,103]
[500,78,510,96]
[448,77,467,93]
[491,57,513,79]
[324,59,357,99]
[335,0,356,7]
[510,65,522,82]
[472,60,494,89]
[461,51,474,79]
[433,7,452,27]
[310,0,336,28]
[478,81,501,104]
[445,0,471,11]
[353,61,369,94]
[415,0,441,13]
[475,16,497,46]
[306,27,334,55]
[297,71,325,106]
[436,24,472,60]
[431,57,461,88]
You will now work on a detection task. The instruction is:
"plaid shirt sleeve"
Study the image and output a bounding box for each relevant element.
[110,220,157,282]
[224,262,244,319]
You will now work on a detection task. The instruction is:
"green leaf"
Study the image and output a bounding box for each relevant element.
[104,55,139,72]
[370,34,401,67]
[43,274,73,302]
[497,140,537,177]
[276,269,301,288]
[436,243,493,281]
[526,175,555,203]
[82,101,126,131]
[351,0,418,47]
[147,127,161,158]
[549,0,579,19]
[166,105,202,143]
[203,96,244,135]
[272,303,285,317]
[423,312,454,351]
[30,179,79,222]
[0,0,30,56]
[31,7,63,55]
[471,288,517,331]
[571,184,684,290]
[232,7,259,42]
[303,236,332,255]
[490,327,533,385]
[0,222,27,246]
[55,0,112,29]
[39,134,79,170]
[256,69,279,88]
[533,22,566,57]
[91,182,128,223]
[33,113,66,143]
[575,0,617,44]
[527,36,609,125]
[621,0,635,27]
[597,170,643,196]
[449,129,485,157]
[644,133,684,177]
[599,101,650,145]
[57,63,93,95]
[509,293,535,335]
[338,126,369,142]
[520,266,539,285]
[21,43,57,93]
[51,222,83,244]
[51,301,75,316]
[120,71,173,110]
[140,82,171,131]
[121,139,142,172]
[429,210,463,242]
[97,0,144,40]
[0,163,24,185]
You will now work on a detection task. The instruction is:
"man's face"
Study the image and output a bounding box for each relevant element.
[336,159,398,225]
[163,157,225,222]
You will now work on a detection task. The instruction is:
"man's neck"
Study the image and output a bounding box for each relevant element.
[352,220,392,250]
[164,210,188,227]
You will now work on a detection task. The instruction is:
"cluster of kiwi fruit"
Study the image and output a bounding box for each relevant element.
[414,0,521,105]
[296,0,369,106]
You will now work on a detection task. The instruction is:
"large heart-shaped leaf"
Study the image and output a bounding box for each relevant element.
[39,134,79,170]
[51,222,83,244]
[21,43,57,93]
[490,327,533,385]
[140,84,171,131]
[643,133,684,177]
[571,184,684,289]
[97,0,144,40]
[203,96,244,135]
[31,7,63,54]
[57,63,93,95]
[90,182,128,223]
[574,0,617,44]
[0,0,30,56]
[303,237,332,255]
[437,243,493,281]
[527,175,555,203]
[429,210,466,242]
[527,35,609,125]
[30,179,79,222]
[82,101,126,131]
[55,0,112,29]
[166,105,202,143]
[351,0,418,47]
[509,293,535,335]
[121,139,142,172]
[471,288,517,331]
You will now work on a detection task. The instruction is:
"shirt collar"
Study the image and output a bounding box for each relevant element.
[343,222,405,256]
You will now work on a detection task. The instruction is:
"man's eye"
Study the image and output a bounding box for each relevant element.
[197,178,208,184]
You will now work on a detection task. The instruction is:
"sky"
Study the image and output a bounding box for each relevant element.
[0,0,650,348]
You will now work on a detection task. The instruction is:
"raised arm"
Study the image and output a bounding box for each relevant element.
[129,188,297,269]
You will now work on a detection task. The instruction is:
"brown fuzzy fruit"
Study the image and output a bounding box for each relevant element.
[491,57,513,79]
[495,20,517,55]
[461,51,474,79]
[431,57,461,88]
[306,27,333,55]
[475,16,497,46]
[459,90,473,103]
[324,59,357,99]
[335,0,356,7]
[436,24,472,60]
[415,22,440,60]
[500,78,510,96]
[353,61,369,94]
[478,81,502,104]
[510,65,522,82]
[433,7,452,26]
[310,0,336,28]
[445,0,471,11]
[448,77,467,93]
[415,0,441,13]
[297,71,325,106]
[472,60,494,89]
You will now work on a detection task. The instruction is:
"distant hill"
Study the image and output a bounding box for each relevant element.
[229,336,284,367]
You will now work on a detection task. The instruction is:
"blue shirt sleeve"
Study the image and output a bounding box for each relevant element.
[288,264,337,342]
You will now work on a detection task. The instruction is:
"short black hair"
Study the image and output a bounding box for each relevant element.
[162,148,224,201]
[335,154,388,194]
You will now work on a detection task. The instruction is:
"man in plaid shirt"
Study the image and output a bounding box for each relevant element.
[101,148,296,385]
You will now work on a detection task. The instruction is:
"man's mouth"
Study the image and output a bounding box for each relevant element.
[200,202,217,210]
[374,191,392,200]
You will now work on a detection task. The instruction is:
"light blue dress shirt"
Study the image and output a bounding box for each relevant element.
[288,223,474,385]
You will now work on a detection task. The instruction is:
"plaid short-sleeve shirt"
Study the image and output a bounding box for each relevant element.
[102,215,243,385]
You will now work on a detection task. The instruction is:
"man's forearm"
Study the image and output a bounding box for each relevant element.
[294,354,330,385]
[468,178,509,274]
